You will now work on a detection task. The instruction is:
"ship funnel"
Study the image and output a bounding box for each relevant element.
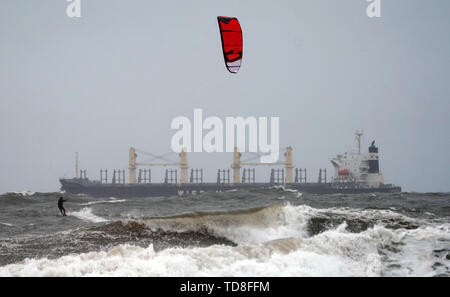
[368,141,379,173]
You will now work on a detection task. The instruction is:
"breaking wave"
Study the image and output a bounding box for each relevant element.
[7,191,36,196]
[1,191,36,198]
[139,204,310,244]
[70,207,108,223]
[0,223,447,277]
[127,203,434,245]
[77,198,126,206]
[1,203,447,276]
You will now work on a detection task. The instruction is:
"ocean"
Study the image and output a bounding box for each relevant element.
[0,188,448,277]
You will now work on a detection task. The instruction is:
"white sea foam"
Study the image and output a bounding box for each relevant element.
[78,199,126,206]
[376,224,450,276]
[1,221,446,277]
[70,207,108,223]
[7,191,35,196]
[0,222,13,227]
[269,185,303,198]
[0,242,364,277]
[269,185,299,193]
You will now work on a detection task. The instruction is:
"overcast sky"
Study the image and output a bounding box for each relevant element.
[1,0,449,193]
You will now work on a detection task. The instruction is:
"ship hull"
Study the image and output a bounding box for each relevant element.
[60,178,401,198]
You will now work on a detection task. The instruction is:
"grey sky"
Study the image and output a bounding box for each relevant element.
[0,0,449,193]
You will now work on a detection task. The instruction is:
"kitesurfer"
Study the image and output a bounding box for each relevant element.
[58,197,67,216]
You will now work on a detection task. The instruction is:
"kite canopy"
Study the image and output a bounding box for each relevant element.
[217,16,243,73]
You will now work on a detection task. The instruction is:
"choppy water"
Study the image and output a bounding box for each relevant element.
[0,188,448,276]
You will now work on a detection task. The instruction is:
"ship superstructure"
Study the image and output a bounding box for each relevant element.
[331,132,384,188]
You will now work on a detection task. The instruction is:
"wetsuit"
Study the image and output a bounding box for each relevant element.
[58,198,67,216]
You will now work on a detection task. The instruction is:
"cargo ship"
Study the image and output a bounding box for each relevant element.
[59,132,401,197]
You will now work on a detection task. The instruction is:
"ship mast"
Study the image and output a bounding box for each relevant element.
[355,130,363,154]
[75,152,79,178]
